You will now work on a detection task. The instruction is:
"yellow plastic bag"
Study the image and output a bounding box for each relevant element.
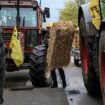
[10,26,23,67]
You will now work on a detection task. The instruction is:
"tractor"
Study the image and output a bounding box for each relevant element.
[78,0,105,104]
[0,0,50,87]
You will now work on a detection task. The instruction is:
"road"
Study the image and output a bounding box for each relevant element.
[64,65,102,105]
[2,57,102,105]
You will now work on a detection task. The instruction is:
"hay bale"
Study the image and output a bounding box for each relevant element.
[47,21,75,71]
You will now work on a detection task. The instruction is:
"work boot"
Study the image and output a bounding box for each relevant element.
[63,81,67,88]
[51,70,58,88]
[51,83,58,88]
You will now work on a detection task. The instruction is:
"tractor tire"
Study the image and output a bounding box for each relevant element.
[79,16,101,96]
[99,30,105,104]
[29,44,48,87]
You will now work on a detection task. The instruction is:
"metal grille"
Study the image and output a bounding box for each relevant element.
[2,33,12,42]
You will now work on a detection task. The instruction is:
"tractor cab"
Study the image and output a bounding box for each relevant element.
[0,0,50,71]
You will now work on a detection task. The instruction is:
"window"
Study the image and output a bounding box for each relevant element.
[26,30,38,48]
[0,7,37,27]
[0,8,17,26]
[20,8,37,27]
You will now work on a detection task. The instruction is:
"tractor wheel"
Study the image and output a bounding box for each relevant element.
[79,16,101,95]
[29,44,48,87]
[99,30,105,104]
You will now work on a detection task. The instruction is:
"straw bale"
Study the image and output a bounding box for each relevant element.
[47,21,75,71]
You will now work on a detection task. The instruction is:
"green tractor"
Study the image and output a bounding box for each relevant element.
[78,0,105,104]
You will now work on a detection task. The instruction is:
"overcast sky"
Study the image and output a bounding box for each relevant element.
[38,0,68,23]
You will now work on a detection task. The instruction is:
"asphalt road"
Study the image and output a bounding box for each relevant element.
[3,71,68,105]
[64,65,102,105]
[2,57,103,105]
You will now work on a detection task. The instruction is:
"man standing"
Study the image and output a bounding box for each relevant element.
[0,28,6,104]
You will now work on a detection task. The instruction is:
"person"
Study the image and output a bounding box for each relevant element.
[45,24,67,88]
[51,68,67,88]
[0,28,6,104]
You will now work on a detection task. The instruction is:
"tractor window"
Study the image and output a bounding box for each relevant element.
[40,13,43,27]
[0,8,17,26]
[20,8,37,27]
[26,30,38,48]
[0,7,37,27]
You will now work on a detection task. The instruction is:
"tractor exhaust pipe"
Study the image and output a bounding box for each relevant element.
[16,0,20,31]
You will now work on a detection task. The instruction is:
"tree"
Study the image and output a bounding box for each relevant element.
[60,0,78,26]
